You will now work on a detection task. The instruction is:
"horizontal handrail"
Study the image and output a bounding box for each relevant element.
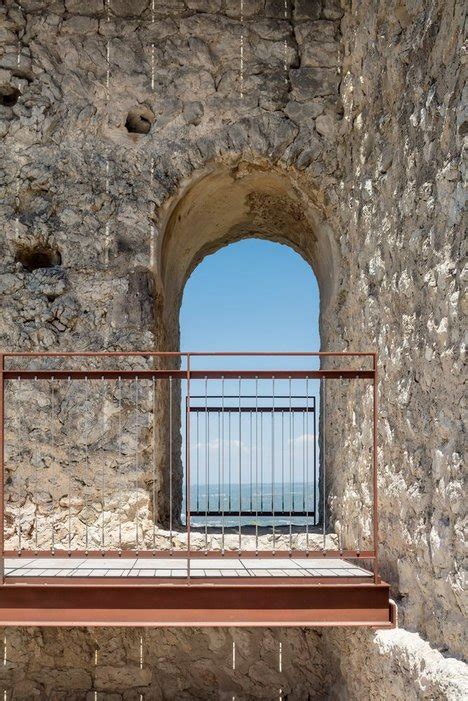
[4,369,374,380]
[2,351,376,357]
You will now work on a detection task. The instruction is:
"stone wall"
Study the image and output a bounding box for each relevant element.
[0,626,331,699]
[331,0,466,659]
[0,0,466,698]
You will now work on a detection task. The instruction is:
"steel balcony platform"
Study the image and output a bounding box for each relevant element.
[0,580,396,627]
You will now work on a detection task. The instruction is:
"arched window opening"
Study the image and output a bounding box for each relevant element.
[178,239,322,538]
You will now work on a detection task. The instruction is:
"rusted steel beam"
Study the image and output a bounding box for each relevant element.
[0,582,394,628]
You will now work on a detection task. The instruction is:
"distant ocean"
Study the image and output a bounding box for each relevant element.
[182,482,318,527]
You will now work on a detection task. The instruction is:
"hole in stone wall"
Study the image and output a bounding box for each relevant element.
[0,86,21,107]
[15,243,62,272]
[125,106,155,134]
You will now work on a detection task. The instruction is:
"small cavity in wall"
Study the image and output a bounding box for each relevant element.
[125,106,155,134]
[0,85,20,107]
[15,242,62,272]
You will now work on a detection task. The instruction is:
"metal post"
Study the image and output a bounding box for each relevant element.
[313,395,317,527]
[305,379,309,551]
[134,377,139,552]
[221,377,225,553]
[373,353,379,583]
[238,376,242,553]
[271,378,275,552]
[151,375,156,551]
[186,354,191,583]
[322,378,326,551]
[68,376,72,552]
[169,375,173,551]
[101,375,105,551]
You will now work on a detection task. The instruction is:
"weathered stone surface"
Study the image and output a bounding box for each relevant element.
[0,0,466,696]
[324,629,468,700]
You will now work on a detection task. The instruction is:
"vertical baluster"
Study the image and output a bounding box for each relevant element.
[118,376,123,552]
[255,377,259,553]
[228,410,232,511]
[313,394,317,527]
[101,375,105,552]
[249,409,253,514]
[169,375,173,551]
[281,410,285,514]
[204,377,208,552]
[221,377,225,554]
[196,410,200,514]
[272,378,275,552]
[151,375,156,551]
[322,377,326,552]
[260,411,263,513]
[305,379,309,552]
[50,376,55,553]
[16,377,21,553]
[238,377,242,553]
[135,376,139,552]
[68,376,72,552]
[34,376,38,552]
[217,409,221,513]
[289,377,292,552]
[302,408,306,513]
[292,407,295,515]
[84,377,89,552]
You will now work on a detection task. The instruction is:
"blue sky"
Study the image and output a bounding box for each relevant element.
[180,240,321,492]
[180,239,320,353]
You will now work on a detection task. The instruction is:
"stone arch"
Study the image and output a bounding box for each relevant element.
[157,160,338,351]
[153,158,340,525]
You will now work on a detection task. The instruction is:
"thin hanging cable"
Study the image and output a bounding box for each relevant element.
[240,0,244,99]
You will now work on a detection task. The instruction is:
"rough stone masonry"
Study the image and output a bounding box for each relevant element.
[0,0,467,698]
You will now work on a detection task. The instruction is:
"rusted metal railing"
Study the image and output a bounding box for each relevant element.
[0,351,379,584]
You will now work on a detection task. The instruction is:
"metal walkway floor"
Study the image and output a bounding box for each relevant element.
[5,557,372,580]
